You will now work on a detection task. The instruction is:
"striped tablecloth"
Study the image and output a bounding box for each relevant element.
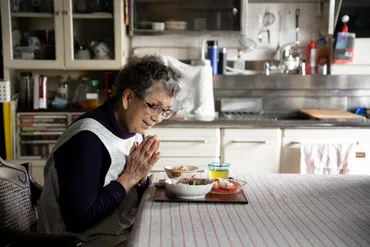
[127,173,370,247]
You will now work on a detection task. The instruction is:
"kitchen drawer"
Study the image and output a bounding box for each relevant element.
[152,157,220,171]
[145,128,220,157]
[221,129,282,173]
[283,129,370,139]
[222,128,281,145]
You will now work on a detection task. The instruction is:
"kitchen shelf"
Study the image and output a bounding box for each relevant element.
[73,13,113,19]
[11,12,54,18]
[133,29,240,35]
[20,140,58,144]
[248,0,326,2]
[17,107,87,113]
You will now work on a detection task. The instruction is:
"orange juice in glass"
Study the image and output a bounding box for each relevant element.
[208,162,230,179]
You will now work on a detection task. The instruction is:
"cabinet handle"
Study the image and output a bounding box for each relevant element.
[290,141,359,145]
[54,11,62,16]
[161,140,208,144]
[63,10,70,15]
[231,140,268,144]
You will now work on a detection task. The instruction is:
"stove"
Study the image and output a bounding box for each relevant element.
[217,112,279,122]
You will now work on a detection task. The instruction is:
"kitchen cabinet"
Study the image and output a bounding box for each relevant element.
[221,128,282,174]
[280,128,370,174]
[130,0,245,35]
[145,127,220,170]
[1,0,127,70]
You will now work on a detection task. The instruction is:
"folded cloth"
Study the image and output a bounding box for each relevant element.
[300,141,356,174]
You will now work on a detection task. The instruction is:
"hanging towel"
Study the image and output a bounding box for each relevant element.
[300,140,356,175]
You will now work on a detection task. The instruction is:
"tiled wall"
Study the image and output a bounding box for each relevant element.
[132,2,328,61]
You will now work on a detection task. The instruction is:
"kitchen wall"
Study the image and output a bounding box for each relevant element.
[132,2,329,61]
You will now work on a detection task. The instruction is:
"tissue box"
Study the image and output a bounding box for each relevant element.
[334,32,356,64]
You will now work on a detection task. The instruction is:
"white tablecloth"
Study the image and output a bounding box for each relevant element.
[127,173,370,247]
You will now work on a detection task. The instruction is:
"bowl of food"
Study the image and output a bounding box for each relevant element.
[164,165,198,179]
[165,178,213,199]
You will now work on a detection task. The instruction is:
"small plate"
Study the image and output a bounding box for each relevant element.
[209,178,247,194]
[210,187,241,195]
[230,179,247,186]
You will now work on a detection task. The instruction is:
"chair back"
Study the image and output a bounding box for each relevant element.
[0,157,37,232]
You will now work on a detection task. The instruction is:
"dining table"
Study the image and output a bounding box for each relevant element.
[126,172,370,247]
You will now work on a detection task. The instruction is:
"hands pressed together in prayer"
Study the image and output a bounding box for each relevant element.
[117,135,160,191]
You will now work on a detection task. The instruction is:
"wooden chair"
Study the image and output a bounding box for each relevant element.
[0,157,82,247]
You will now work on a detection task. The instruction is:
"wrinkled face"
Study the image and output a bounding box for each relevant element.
[118,82,175,134]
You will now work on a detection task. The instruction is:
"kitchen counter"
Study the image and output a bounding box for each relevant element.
[157,119,370,128]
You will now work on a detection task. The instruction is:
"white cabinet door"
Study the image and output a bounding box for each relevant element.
[63,0,126,69]
[280,129,370,174]
[145,128,220,157]
[222,129,282,174]
[1,0,65,69]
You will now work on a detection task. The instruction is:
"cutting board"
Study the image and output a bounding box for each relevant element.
[153,188,249,204]
[300,109,367,121]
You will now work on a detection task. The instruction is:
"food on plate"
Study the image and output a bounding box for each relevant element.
[211,178,240,193]
[176,165,189,171]
[177,178,212,186]
[171,171,181,177]
[170,165,195,176]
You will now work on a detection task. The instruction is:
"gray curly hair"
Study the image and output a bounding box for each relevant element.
[114,55,182,100]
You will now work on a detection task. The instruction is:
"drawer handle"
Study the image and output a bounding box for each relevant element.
[161,140,208,144]
[231,140,268,144]
[290,141,359,145]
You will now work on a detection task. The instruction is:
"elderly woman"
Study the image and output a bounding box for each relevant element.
[37,55,182,246]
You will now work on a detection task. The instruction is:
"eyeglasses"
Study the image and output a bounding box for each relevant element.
[145,102,175,119]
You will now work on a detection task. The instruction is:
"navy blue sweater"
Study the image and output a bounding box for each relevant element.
[53,98,149,232]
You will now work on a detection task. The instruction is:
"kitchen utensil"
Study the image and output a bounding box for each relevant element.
[258,31,263,43]
[262,11,275,43]
[271,11,282,59]
[299,109,367,121]
[295,8,300,43]
[239,33,257,52]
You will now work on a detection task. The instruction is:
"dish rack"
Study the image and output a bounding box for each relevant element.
[16,112,84,160]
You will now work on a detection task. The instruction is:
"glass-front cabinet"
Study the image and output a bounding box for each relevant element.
[130,0,243,35]
[1,0,126,70]
[1,0,64,69]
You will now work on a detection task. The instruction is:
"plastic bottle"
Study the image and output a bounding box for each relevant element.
[305,40,317,74]
[218,47,227,75]
[233,49,245,72]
